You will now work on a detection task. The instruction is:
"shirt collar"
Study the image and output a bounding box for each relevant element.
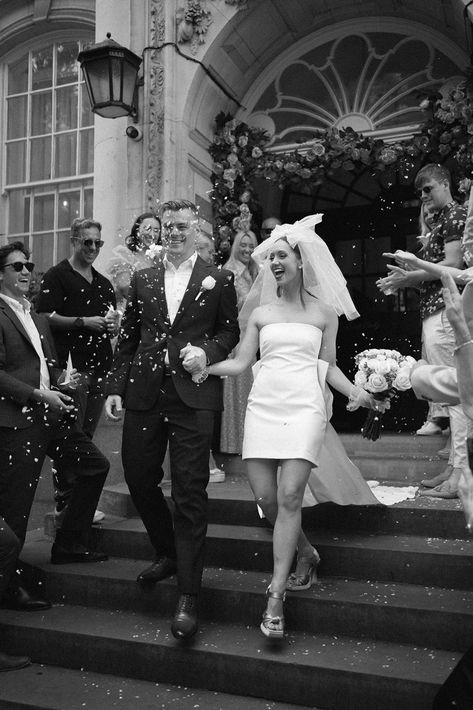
[0,293,31,313]
[163,251,198,271]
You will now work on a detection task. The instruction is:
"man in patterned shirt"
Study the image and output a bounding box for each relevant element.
[380,163,469,498]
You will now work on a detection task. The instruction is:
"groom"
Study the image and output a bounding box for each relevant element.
[105,199,239,639]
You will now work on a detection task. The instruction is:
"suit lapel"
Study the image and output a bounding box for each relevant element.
[171,257,209,331]
[0,299,34,346]
[144,264,171,328]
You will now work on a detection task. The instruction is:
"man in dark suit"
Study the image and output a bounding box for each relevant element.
[105,199,239,639]
[0,242,110,626]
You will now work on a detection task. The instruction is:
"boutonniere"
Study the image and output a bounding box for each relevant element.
[195,275,216,301]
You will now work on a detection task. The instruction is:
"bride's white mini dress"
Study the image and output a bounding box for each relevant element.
[242,323,379,507]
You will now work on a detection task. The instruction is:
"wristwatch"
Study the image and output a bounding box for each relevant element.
[73,317,84,329]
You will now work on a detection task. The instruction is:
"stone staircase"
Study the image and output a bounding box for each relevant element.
[1,433,472,710]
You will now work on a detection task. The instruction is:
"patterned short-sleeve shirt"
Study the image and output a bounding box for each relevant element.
[419,201,466,319]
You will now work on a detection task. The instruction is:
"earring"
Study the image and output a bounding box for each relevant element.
[298,265,302,270]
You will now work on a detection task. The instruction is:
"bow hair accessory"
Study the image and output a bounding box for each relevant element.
[239,214,359,330]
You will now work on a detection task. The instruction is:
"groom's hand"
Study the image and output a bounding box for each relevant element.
[180,343,206,374]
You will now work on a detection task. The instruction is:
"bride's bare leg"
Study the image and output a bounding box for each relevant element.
[245,460,314,569]
[269,460,312,612]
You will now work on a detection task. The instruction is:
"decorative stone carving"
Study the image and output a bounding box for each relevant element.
[176,1,212,54]
[146,0,166,207]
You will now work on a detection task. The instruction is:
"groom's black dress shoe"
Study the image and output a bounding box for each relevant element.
[1,586,51,612]
[51,543,108,564]
[0,651,31,672]
[171,594,198,639]
[136,557,177,585]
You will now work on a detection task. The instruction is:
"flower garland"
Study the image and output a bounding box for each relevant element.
[209,77,473,236]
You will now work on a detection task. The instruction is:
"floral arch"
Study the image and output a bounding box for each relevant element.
[208,28,473,237]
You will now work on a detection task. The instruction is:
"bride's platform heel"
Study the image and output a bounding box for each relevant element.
[260,586,285,640]
[286,547,320,592]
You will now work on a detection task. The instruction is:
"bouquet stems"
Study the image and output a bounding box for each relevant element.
[361,390,393,441]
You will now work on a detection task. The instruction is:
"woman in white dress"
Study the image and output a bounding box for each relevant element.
[202,215,382,640]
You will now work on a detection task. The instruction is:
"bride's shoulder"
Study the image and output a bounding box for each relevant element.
[307,299,336,321]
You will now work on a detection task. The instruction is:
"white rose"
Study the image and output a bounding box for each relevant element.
[403,356,417,368]
[373,358,391,375]
[393,368,412,391]
[201,275,216,291]
[366,372,389,393]
[195,275,217,301]
[354,370,367,386]
[385,357,399,372]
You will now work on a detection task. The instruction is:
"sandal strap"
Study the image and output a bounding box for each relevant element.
[266,587,286,601]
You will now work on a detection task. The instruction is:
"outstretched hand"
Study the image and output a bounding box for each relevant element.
[382,250,418,270]
[441,270,473,338]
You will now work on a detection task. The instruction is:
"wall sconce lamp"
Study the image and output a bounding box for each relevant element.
[77,33,142,120]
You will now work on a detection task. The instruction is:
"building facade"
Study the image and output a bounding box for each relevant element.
[1,0,472,429]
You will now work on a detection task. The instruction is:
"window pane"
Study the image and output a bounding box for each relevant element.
[9,190,30,233]
[30,137,52,180]
[79,128,94,174]
[56,85,78,131]
[32,47,53,90]
[7,96,27,139]
[31,92,52,135]
[55,133,77,178]
[6,142,26,184]
[56,42,79,85]
[58,190,80,228]
[84,188,93,217]
[57,230,71,262]
[32,232,54,273]
[33,194,55,231]
[80,84,94,127]
[8,55,28,94]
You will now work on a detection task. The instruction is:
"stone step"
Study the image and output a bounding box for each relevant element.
[95,481,468,539]
[0,663,305,710]
[19,538,473,652]
[0,602,459,710]
[40,516,473,590]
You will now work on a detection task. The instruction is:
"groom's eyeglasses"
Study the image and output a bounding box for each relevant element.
[3,261,35,272]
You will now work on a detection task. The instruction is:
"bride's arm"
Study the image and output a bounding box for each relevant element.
[320,309,381,410]
[318,311,354,399]
[208,312,260,377]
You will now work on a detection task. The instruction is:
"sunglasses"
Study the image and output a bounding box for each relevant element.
[80,239,104,248]
[415,185,435,197]
[4,261,35,273]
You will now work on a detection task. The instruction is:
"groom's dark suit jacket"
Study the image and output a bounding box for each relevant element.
[106,256,240,410]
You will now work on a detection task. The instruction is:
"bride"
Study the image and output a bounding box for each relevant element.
[183,215,383,640]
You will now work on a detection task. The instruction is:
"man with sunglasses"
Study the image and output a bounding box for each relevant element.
[36,218,118,526]
[0,242,109,640]
[259,216,281,243]
[379,163,469,499]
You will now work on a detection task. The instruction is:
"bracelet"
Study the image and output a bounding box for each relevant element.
[454,339,473,353]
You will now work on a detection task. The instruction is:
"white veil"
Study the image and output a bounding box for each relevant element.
[239,214,359,331]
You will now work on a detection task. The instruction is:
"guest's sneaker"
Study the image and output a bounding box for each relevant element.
[416,421,442,436]
[209,468,225,483]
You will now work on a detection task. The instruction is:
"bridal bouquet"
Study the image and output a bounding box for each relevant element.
[353,348,416,441]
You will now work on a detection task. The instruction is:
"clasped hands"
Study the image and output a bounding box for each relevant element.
[40,366,80,414]
[180,343,207,379]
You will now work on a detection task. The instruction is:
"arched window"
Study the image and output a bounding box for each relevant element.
[4,40,94,272]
